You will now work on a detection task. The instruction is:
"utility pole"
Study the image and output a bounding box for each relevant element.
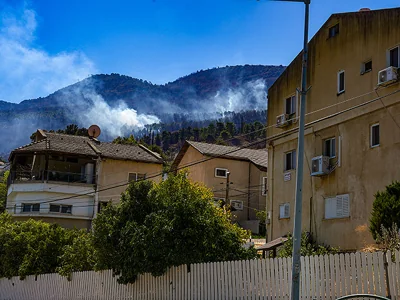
[291,1,310,300]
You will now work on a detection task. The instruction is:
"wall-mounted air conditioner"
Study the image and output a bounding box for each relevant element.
[378,66,398,86]
[311,156,330,176]
[276,114,289,128]
[230,200,244,211]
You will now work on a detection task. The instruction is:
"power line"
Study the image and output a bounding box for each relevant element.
[6,87,400,209]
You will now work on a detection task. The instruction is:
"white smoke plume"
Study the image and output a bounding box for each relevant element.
[200,78,267,117]
[80,93,160,137]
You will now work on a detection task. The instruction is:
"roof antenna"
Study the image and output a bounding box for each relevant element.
[88,125,101,139]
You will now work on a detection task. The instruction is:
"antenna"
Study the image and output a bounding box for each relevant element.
[88,125,101,138]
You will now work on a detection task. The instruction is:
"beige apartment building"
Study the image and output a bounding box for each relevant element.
[267,8,400,250]
[6,129,163,229]
[172,141,268,233]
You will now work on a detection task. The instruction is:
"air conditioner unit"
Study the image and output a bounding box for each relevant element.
[276,114,289,128]
[230,200,244,211]
[311,156,330,176]
[378,66,398,86]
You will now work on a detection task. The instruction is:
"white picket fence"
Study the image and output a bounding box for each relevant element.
[0,250,399,300]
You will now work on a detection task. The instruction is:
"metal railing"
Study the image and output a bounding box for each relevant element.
[9,170,96,185]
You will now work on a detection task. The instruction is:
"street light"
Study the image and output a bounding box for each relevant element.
[263,1,310,300]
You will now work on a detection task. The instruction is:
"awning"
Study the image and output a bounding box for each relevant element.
[255,237,288,251]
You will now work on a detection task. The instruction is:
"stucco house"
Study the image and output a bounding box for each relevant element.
[266,7,400,250]
[6,129,163,229]
[172,141,268,234]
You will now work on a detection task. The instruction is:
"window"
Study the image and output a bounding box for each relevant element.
[337,71,345,94]
[324,138,336,158]
[21,203,40,213]
[128,173,146,182]
[371,123,380,148]
[361,60,372,74]
[284,150,296,171]
[328,24,339,38]
[262,177,268,196]
[325,194,350,219]
[97,201,108,213]
[285,95,296,116]
[279,203,290,219]
[49,204,72,214]
[389,46,399,68]
[215,168,228,178]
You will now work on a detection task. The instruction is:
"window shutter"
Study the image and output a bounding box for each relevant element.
[342,194,350,217]
[325,197,336,219]
[292,150,297,169]
[336,195,344,217]
[284,204,290,218]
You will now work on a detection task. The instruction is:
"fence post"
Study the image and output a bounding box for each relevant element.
[384,251,392,299]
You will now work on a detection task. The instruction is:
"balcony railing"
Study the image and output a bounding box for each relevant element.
[9,170,96,185]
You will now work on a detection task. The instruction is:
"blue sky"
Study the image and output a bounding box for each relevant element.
[0,0,399,103]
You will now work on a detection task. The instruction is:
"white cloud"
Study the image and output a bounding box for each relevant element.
[0,7,97,103]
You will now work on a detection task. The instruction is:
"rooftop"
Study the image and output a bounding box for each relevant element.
[172,141,268,171]
[10,130,163,164]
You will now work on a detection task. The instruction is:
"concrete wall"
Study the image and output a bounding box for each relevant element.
[178,145,267,232]
[266,9,400,250]
[97,158,163,206]
[7,182,95,230]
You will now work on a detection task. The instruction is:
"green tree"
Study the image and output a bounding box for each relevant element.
[92,171,256,284]
[0,171,9,213]
[57,229,95,280]
[0,214,94,279]
[370,181,400,240]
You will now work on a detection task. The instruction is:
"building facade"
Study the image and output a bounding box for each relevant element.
[6,130,163,229]
[267,8,400,250]
[172,141,268,234]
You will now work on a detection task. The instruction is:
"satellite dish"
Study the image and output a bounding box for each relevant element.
[88,125,101,138]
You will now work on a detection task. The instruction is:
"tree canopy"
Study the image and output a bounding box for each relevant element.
[370,181,400,240]
[0,171,9,213]
[92,171,257,284]
[0,213,94,279]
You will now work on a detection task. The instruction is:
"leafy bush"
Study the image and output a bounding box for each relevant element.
[277,232,338,258]
[376,223,400,253]
[0,213,94,280]
[370,181,400,240]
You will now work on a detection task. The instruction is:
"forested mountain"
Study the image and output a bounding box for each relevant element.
[0,64,285,157]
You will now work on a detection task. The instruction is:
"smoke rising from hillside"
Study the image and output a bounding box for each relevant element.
[59,81,160,138]
[211,79,267,113]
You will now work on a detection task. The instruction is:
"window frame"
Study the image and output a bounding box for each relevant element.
[215,168,228,178]
[325,194,350,219]
[279,203,290,219]
[323,137,336,158]
[49,204,72,214]
[388,45,399,68]
[361,60,372,74]
[262,177,268,196]
[285,95,297,116]
[328,23,339,38]
[21,203,40,213]
[284,150,297,171]
[337,70,345,94]
[370,123,380,148]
